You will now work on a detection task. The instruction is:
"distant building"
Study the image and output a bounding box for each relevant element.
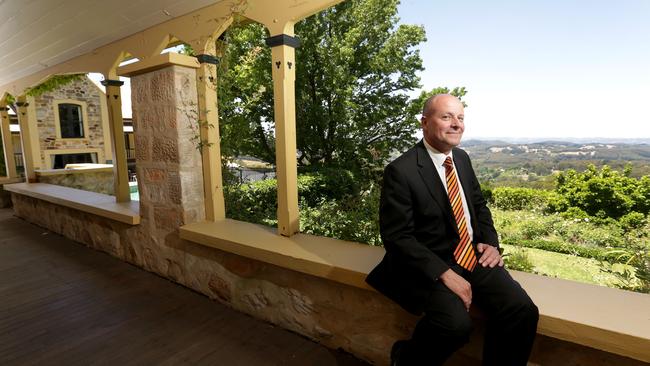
[7,76,138,173]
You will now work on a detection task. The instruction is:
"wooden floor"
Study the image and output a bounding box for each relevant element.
[0,208,369,366]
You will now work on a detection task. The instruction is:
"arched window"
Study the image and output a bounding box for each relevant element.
[58,103,84,138]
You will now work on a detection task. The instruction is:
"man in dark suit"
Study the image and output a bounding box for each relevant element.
[366,94,538,366]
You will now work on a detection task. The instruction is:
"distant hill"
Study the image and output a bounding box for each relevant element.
[464,137,650,144]
[457,140,650,187]
[462,140,650,162]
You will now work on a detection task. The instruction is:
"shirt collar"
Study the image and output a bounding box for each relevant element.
[422,139,453,168]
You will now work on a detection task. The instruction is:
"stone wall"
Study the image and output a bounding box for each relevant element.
[33,77,107,166]
[0,185,11,208]
[36,169,114,195]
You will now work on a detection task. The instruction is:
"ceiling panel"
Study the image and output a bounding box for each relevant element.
[0,0,220,87]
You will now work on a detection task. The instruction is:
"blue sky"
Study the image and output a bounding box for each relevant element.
[397,0,650,139]
[89,1,650,140]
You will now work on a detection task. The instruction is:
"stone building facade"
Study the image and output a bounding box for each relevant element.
[32,76,112,169]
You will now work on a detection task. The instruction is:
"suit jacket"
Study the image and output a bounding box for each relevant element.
[366,141,499,315]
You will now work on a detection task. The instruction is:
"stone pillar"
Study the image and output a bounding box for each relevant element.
[101,79,131,202]
[266,33,301,237]
[129,61,206,235]
[0,104,18,178]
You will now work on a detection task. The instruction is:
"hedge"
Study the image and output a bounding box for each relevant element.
[501,238,628,263]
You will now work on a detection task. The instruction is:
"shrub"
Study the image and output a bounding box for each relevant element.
[481,185,493,204]
[619,212,646,231]
[553,165,649,218]
[500,238,627,263]
[601,246,650,293]
[490,187,553,211]
[297,167,359,206]
[559,206,589,220]
[504,249,534,272]
[519,220,553,240]
[559,221,624,248]
[493,210,564,242]
[224,168,360,226]
[224,178,277,225]
[300,186,381,245]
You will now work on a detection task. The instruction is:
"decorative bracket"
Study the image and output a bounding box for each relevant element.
[196,54,219,65]
[101,79,125,87]
[265,34,301,48]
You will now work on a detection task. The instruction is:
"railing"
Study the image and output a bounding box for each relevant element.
[14,153,23,167]
[126,149,136,160]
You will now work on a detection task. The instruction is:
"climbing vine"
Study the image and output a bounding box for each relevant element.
[3,74,85,106]
[26,74,86,98]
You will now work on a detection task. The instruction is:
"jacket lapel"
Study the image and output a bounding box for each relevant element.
[415,141,457,231]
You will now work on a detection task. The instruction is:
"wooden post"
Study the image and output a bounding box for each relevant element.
[267,33,301,236]
[195,53,225,221]
[0,103,18,178]
[15,96,40,182]
[101,79,130,202]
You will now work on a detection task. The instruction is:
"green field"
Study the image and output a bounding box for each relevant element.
[501,244,638,289]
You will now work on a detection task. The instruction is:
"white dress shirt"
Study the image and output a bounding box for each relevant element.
[422,139,474,240]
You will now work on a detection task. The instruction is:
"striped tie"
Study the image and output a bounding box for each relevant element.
[443,157,477,271]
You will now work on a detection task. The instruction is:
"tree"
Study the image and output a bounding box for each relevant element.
[552,165,649,219]
[217,0,460,174]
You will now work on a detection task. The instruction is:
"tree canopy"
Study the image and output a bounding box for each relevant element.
[216,0,463,174]
[551,164,650,219]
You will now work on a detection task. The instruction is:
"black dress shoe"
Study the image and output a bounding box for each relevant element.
[390,340,409,366]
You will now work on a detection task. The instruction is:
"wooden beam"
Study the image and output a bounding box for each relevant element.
[102,79,130,202]
[15,96,40,182]
[196,53,226,221]
[268,31,299,237]
[0,103,18,179]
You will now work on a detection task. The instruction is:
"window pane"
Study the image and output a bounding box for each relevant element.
[58,103,84,138]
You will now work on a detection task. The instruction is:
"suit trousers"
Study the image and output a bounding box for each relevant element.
[399,264,539,366]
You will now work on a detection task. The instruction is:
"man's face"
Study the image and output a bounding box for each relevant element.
[421,95,465,154]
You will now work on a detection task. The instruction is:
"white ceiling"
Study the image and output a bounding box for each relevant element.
[0,0,220,86]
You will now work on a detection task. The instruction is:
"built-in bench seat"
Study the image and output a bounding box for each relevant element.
[4,182,139,225]
[180,219,650,363]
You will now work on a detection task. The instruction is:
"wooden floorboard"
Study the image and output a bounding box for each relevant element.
[0,208,369,366]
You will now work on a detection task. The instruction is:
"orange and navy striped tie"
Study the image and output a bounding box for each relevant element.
[443,156,477,271]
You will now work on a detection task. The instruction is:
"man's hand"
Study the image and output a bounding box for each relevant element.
[477,243,504,268]
[439,269,472,311]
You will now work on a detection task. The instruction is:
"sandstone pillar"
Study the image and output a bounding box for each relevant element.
[127,57,206,234]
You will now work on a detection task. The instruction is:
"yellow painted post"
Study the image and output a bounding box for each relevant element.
[0,103,18,178]
[98,86,114,164]
[267,33,301,236]
[101,79,130,202]
[196,53,225,221]
[15,96,39,182]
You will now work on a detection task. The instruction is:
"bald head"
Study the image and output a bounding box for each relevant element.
[422,94,461,117]
[420,94,465,154]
